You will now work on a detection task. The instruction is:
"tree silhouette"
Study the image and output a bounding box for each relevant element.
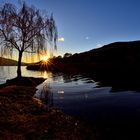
[0,2,58,77]
[63,53,72,58]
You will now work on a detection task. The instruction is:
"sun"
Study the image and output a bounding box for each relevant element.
[40,55,48,62]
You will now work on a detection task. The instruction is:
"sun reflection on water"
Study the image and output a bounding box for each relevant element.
[42,71,48,79]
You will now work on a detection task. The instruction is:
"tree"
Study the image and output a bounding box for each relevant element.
[63,53,72,58]
[57,55,62,59]
[0,2,58,77]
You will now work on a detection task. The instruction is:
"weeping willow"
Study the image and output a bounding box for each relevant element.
[0,2,58,77]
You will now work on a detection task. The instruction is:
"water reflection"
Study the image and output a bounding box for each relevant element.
[35,81,53,106]
[57,90,65,99]
[35,74,140,128]
[35,72,97,107]
[0,66,53,84]
[42,71,49,79]
[84,93,88,99]
[0,66,100,109]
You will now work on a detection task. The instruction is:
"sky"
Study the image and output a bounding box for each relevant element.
[1,0,140,57]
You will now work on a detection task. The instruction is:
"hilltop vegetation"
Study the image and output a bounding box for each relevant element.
[27,40,140,91]
[0,57,29,66]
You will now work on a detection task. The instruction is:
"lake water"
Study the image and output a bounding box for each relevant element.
[2,66,140,138]
[0,66,53,84]
[1,66,140,124]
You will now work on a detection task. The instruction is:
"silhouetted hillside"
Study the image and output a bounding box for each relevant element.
[0,57,28,66]
[63,40,140,65]
[27,40,140,91]
[76,40,140,90]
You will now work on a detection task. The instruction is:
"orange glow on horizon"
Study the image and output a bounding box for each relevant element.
[3,52,52,63]
[40,55,49,62]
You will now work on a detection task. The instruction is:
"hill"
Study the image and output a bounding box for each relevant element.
[27,40,140,91]
[0,57,28,66]
[71,40,140,90]
[63,40,140,64]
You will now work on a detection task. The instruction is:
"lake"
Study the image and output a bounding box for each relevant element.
[0,66,53,84]
[1,66,140,127]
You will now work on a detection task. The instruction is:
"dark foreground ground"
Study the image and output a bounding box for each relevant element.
[1,77,140,140]
[0,77,94,140]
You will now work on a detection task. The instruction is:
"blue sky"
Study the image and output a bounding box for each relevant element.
[1,0,140,56]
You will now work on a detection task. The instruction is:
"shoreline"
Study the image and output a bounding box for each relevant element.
[0,77,94,140]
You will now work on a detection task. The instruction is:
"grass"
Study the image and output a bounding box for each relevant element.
[0,78,95,140]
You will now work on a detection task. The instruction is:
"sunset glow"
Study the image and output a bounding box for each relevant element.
[40,55,48,62]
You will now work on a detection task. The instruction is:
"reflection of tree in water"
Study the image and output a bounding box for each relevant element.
[0,66,4,77]
[51,73,87,83]
[39,83,53,107]
[52,74,63,82]
[63,74,73,83]
[71,75,80,82]
[63,74,87,83]
[40,71,53,79]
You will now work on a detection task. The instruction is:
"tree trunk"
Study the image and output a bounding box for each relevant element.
[17,51,23,78]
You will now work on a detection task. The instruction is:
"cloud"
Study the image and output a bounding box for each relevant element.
[58,37,65,42]
[96,44,102,48]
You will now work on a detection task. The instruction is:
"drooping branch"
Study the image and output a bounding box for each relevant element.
[0,2,58,55]
[0,2,58,77]
[0,29,20,51]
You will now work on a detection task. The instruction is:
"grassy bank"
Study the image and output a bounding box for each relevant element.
[0,77,94,140]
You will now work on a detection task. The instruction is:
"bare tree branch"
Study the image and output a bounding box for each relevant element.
[0,2,58,77]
